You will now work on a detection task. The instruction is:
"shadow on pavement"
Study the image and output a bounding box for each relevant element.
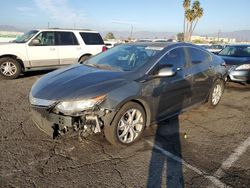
[147,117,184,188]
[18,70,54,79]
[226,82,250,91]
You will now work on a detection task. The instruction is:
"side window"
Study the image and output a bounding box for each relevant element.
[80,32,104,45]
[32,32,55,46]
[188,47,211,65]
[56,32,79,45]
[158,47,186,68]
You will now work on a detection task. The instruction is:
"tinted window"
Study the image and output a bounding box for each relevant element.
[188,47,211,65]
[219,46,250,57]
[159,47,186,68]
[56,32,79,45]
[32,32,55,46]
[80,32,104,45]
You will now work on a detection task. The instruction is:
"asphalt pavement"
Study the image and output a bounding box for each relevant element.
[0,72,250,188]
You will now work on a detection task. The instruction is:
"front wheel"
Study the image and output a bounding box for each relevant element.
[0,57,21,79]
[208,79,224,107]
[104,102,146,147]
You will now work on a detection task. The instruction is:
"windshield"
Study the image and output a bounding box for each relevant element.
[13,30,38,43]
[219,46,250,57]
[84,44,163,71]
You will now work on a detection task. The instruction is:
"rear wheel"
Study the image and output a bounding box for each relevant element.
[208,79,224,107]
[79,55,91,64]
[104,102,146,147]
[0,57,21,79]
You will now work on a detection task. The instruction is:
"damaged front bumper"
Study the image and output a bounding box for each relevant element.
[31,106,111,139]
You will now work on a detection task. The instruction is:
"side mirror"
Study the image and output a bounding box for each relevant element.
[31,39,41,46]
[157,67,176,77]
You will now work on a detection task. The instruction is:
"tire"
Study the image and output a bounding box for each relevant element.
[79,55,91,64]
[208,79,224,108]
[0,57,21,79]
[104,102,146,147]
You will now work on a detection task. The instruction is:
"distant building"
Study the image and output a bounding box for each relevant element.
[191,35,236,44]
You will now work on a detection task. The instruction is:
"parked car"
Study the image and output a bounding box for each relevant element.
[29,42,227,146]
[207,44,224,54]
[104,41,117,49]
[153,39,177,42]
[217,45,250,84]
[0,29,106,79]
[136,39,153,42]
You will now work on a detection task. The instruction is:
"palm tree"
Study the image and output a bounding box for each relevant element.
[183,0,204,41]
[190,1,203,39]
[183,0,190,41]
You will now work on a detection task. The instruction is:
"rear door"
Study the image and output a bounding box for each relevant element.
[79,32,104,55]
[185,47,214,104]
[27,31,59,67]
[56,31,81,65]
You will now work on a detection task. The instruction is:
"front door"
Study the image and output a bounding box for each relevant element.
[27,31,59,67]
[151,47,192,121]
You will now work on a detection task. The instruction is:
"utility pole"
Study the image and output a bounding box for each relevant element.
[130,25,133,40]
[48,22,50,29]
[217,29,221,42]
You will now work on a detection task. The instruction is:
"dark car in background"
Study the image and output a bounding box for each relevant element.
[207,44,224,54]
[29,42,227,146]
[217,45,250,84]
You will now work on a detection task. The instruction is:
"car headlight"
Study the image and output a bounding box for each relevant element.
[55,95,106,114]
[235,64,250,70]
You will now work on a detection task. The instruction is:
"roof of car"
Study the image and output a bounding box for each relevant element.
[36,28,99,33]
[127,42,176,47]
[125,42,195,49]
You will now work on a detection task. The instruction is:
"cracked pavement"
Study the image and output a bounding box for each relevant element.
[0,72,250,187]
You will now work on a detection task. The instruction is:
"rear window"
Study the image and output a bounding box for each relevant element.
[80,32,104,45]
[187,47,212,65]
[56,32,79,45]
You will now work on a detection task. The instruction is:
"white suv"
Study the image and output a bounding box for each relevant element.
[0,29,107,79]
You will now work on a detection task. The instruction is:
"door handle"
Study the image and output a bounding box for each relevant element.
[185,74,192,78]
[50,47,55,51]
[76,47,81,50]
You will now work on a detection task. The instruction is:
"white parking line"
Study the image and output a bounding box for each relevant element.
[214,135,250,178]
[146,140,230,188]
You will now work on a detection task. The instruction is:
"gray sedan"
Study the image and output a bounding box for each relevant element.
[29,42,227,146]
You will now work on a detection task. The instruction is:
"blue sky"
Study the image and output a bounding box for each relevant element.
[0,0,250,34]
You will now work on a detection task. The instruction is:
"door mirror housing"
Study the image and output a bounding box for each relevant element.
[157,67,176,77]
[31,39,41,46]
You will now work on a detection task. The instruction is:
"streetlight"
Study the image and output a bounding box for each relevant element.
[111,20,135,41]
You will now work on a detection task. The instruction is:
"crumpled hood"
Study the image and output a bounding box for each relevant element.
[31,64,131,101]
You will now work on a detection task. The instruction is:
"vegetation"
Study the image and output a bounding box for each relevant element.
[183,0,204,41]
[177,32,184,41]
[104,32,115,40]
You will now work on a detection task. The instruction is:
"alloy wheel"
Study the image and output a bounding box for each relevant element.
[117,108,144,144]
[0,62,17,76]
[212,84,222,105]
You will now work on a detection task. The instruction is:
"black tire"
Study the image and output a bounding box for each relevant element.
[0,57,21,79]
[79,55,91,64]
[104,102,146,147]
[207,79,224,108]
